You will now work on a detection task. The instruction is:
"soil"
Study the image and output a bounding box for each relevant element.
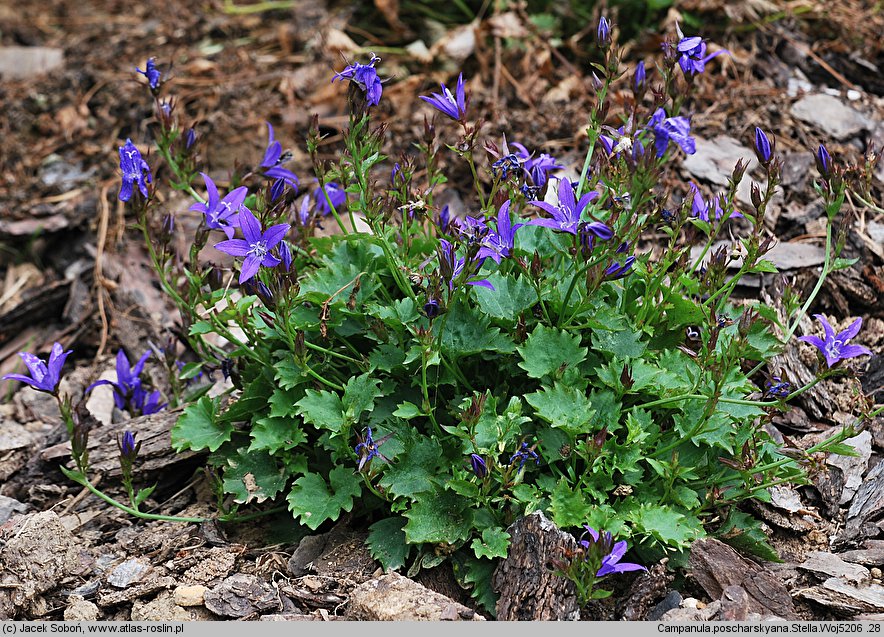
[1,0,883,622]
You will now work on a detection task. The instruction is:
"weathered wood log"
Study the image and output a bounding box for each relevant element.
[492,511,581,621]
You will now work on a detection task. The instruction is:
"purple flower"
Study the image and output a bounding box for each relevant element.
[469,454,488,478]
[354,427,391,472]
[649,108,696,157]
[815,145,832,177]
[86,349,167,416]
[764,376,791,399]
[190,173,247,239]
[579,525,646,577]
[332,54,383,107]
[214,207,290,284]
[436,205,451,232]
[135,58,161,90]
[3,342,71,394]
[604,256,636,280]
[509,442,540,471]
[420,73,468,122]
[478,200,523,264]
[688,183,741,223]
[314,182,347,216]
[279,241,293,271]
[118,139,151,202]
[754,127,772,164]
[511,142,564,188]
[438,239,494,291]
[424,298,442,319]
[634,61,646,93]
[296,196,313,226]
[119,431,138,459]
[597,16,611,46]
[798,315,872,368]
[260,123,299,188]
[529,178,602,235]
[675,24,729,76]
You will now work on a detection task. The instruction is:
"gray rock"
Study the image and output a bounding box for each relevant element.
[0,46,64,79]
[287,533,328,577]
[203,573,280,618]
[797,577,884,614]
[0,495,28,524]
[346,572,484,621]
[681,135,759,205]
[799,552,871,584]
[107,558,152,588]
[64,595,99,621]
[647,591,683,621]
[827,431,872,505]
[791,94,872,141]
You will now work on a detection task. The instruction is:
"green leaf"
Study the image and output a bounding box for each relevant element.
[517,324,587,379]
[295,389,345,432]
[749,259,778,274]
[826,442,861,457]
[189,321,213,335]
[269,386,303,418]
[367,517,411,571]
[404,490,474,544]
[343,373,382,422]
[172,396,231,452]
[474,273,536,320]
[592,325,646,359]
[286,467,362,530]
[393,401,421,420]
[832,257,859,271]
[380,436,444,499]
[471,527,510,559]
[631,504,702,549]
[526,383,595,435]
[447,479,480,499]
[369,344,406,372]
[550,478,592,528]
[219,374,274,424]
[717,509,780,562]
[222,447,288,504]
[438,301,514,357]
[454,555,499,616]
[249,416,306,454]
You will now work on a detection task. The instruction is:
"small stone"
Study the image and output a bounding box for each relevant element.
[683,597,699,608]
[790,94,871,141]
[0,46,64,79]
[173,585,207,607]
[107,558,151,588]
[872,568,882,580]
[64,595,99,621]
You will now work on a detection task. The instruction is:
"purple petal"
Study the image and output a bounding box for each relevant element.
[838,344,872,360]
[812,314,836,341]
[838,317,863,342]
[2,373,43,389]
[199,172,219,208]
[239,256,261,284]
[609,562,647,574]
[530,201,562,218]
[115,349,132,386]
[582,525,599,543]
[131,350,151,378]
[237,208,262,244]
[557,178,576,214]
[86,379,116,394]
[47,343,71,383]
[797,335,826,351]
[214,239,252,257]
[261,223,291,249]
[467,279,495,290]
[576,190,599,213]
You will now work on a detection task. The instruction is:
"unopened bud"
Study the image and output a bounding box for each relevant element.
[750,182,763,210]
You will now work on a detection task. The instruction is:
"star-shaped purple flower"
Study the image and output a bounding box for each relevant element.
[314,182,347,216]
[135,58,161,90]
[438,239,494,291]
[3,342,72,394]
[260,123,299,188]
[118,139,152,202]
[214,207,290,283]
[579,525,646,577]
[190,173,247,239]
[86,349,166,415]
[478,200,523,264]
[649,108,696,158]
[675,24,729,76]
[688,183,742,222]
[420,73,468,122]
[798,315,873,368]
[528,178,605,236]
[332,54,383,107]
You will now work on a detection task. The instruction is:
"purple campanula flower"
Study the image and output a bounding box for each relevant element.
[511,142,564,188]
[509,442,540,471]
[420,73,468,122]
[815,145,832,177]
[131,384,165,415]
[279,241,293,271]
[354,427,391,472]
[296,196,313,226]
[688,183,742,223]
[423,298,441,319]
[314,182,347,216]
[214,207,290,283]
[86,349,167,416]
[491,153,522,180]
[3,342,72,395]
[597,16,611,46]
[478,200,523,264]
[135,58,161,90]
[190,173,247,239]
[269,178,286,202]
[456,215,490,245]
[260,123,299,188]
[754,127,773,164]
[118,139,152,202]
[119,431,138,459]
[798,315,873,368]
[436,205,451,233]
[634,61,646,93]
[674,24,729,76]
[764,376,791,399]
[185,128,197,150]
[528,178,601,236]
[604,256,636,280]
[438,239,494,291]
[391,162,402,187]
[332,53,383,107]
[579,525,646,577]
[649,108,696,158]
[469,454,488,478]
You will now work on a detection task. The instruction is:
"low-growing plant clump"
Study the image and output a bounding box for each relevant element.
[5,17,879,613]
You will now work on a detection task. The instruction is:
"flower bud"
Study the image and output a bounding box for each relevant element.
[750,182,763,210]
[597,16,611,47]
[160,213,175,245]
[423,298,441,319]
[633,61,646,96]
[753,127,772,165]
[185,128,197,150]
[469,453,487,479]
[815,145,831,178]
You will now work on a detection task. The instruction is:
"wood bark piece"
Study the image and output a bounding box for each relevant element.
[797,577,884,615]
[203,573,281,618]
[618,560,674,620]
[688,538,798,619]
[799,552,871,584]
[40,406,200,477]
[838,461,884,546]
[492,511,581,621]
